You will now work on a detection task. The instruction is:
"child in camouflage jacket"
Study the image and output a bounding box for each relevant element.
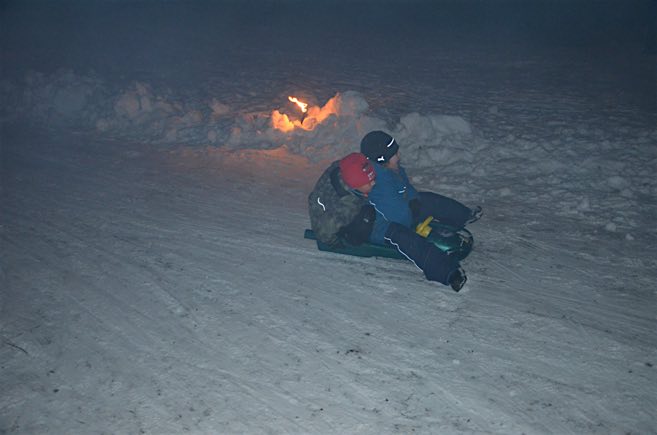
[308,153,376,248]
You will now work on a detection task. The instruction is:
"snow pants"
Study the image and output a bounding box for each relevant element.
[415,191,472,229]
[384,222,460,285]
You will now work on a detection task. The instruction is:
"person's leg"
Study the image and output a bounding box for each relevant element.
[384,222,464,290]
[416,191,480,227]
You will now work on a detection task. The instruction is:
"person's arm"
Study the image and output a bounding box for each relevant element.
[398,166,421,222]
[368,171,414,228]
[337,204,375,245]
[400,166,419,200]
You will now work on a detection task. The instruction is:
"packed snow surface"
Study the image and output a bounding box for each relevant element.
[2,1,656,433]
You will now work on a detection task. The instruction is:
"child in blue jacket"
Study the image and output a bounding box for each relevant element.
[360,130,482,246]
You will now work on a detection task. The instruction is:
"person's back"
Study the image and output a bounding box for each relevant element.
[308,153,376,247]
[367,162,418,244]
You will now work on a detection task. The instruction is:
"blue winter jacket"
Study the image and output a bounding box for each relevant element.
[367,163,419,245]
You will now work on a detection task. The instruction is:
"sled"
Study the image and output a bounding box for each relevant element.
[304,220,473,261]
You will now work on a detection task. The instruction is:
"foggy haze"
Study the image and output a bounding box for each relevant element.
[1,1,656,434]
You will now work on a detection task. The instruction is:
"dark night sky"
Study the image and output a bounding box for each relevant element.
[2,0,655,79]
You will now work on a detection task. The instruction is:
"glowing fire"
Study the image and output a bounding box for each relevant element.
[288,96,308,113]
[272,94,340,133]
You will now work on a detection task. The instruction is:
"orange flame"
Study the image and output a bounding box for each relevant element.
[288,96,308,113]
[273,94,341,132]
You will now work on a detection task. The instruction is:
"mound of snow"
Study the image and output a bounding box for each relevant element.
[393,113,485,168]
[7,70,487,168]
[6,69,108,127]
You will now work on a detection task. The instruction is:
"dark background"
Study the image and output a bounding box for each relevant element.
[2,0,655,77]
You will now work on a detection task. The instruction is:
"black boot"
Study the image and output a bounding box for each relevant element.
[448,267,467,292]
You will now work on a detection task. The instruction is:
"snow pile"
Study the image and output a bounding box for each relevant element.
[393,113,485,168]
[4,69,484,167]
[3,70,108,127]
[102,81,208,144]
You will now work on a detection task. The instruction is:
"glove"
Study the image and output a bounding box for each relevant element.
[338,205,375,246]
[409,198,421,222]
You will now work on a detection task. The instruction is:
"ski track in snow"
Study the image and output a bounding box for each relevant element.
[2,120,656,434]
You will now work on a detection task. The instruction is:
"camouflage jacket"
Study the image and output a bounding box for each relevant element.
[308,160,369,246]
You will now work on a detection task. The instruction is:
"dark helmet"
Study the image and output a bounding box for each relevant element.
[360,130,399,164]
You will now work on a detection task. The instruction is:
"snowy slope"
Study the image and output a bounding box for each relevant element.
[2,1,657,434]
